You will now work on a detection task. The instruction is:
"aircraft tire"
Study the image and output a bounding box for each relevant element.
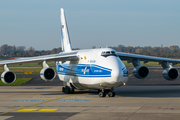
[64,86,70,94]
[70,88,74,94]
[62,86,75,94]
[108,91,115,97]
[99,92,106,97]
[98,89,101,93]
[62,87,65,93]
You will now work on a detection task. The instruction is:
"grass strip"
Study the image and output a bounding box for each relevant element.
[122,61,180,66]
[7,62,56,67]
[0,78,32,86]
[0,68,56,73]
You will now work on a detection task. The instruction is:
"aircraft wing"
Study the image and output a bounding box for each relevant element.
[117,52,180,65]
[0,51,78,67]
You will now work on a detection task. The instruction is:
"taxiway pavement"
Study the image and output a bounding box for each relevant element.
[1,67,180,120]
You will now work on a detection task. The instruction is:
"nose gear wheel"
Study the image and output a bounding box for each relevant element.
[107,91,115,97]
[99,92,106,97]
[98,89,116,97]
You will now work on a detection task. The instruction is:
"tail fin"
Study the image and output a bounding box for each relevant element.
[60,8,72,52]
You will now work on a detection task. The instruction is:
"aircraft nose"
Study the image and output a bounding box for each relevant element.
[111,69,122,82]
[111,66,128,83]
[102,57,128,85]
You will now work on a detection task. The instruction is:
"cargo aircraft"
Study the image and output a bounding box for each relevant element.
[1,8,180,97]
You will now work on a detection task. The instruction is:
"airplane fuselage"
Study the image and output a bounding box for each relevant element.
[56,48,128,90]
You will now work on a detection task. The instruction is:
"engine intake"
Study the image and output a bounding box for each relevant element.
[40,67,56,81]
[133,66,149,79]
[1,70,16,84]
[163,67,179,81]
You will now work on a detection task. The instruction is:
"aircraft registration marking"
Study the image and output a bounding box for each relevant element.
[94,70,102,72]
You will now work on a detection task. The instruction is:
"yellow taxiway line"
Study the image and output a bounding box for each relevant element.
[0,94,75,116]
[18,109,59,111]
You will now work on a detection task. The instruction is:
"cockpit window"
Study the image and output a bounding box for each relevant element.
[106,51,110,54]
[111,51,115,54]
[101,51,117,57]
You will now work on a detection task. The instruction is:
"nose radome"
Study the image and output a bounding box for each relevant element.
[101,56,128,85]
[111,68,123,82]
[110,64,128,84]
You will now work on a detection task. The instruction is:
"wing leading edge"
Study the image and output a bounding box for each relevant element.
[117,52,180,65]
[0,51,78,67]
[117,52,180,81]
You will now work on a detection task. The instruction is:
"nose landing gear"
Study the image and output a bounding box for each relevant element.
[99,91,106,97]
[107,91,115,97]
[98,89,116,97]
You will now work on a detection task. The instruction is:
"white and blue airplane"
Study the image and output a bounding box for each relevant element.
[1,8,180,97]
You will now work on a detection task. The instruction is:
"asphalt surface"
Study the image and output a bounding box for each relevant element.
[1,67,180,120]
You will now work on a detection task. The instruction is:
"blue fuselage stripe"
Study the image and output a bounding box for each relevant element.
[56,63,112,78]
[57,72,111,77]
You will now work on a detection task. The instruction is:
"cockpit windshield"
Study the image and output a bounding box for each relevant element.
[101,51,117,57]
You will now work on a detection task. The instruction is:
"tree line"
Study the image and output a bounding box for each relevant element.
[109,45,180,58]
[0,44,180,59]
[0,44,62,59]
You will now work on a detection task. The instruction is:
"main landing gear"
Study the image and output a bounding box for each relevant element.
[98,89,115,97]
[62,86,74,94]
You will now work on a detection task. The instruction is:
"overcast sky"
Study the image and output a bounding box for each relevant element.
[0,0,180,50]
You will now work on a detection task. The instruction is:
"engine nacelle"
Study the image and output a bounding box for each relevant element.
[1,70,16,84]
[40,67,56,81]
[133,66,149,79]
[163,67,179,81]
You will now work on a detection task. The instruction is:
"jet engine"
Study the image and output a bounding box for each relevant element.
[163,67,179,81]
[131,59,149,79]
[1,70,16,84]
[40,61,56,81]
[133,65,149,79]
[40,67,56,81]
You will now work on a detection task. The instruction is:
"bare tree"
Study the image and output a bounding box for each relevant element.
[16,46,26,52]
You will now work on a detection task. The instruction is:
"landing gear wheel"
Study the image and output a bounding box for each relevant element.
[108,91,115,97]
[70,88,74,94]
[98,89,101,93]
[99,92,106,97]
[64,86,70,94]
[62,86,74,94]
[62,87,65,93]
